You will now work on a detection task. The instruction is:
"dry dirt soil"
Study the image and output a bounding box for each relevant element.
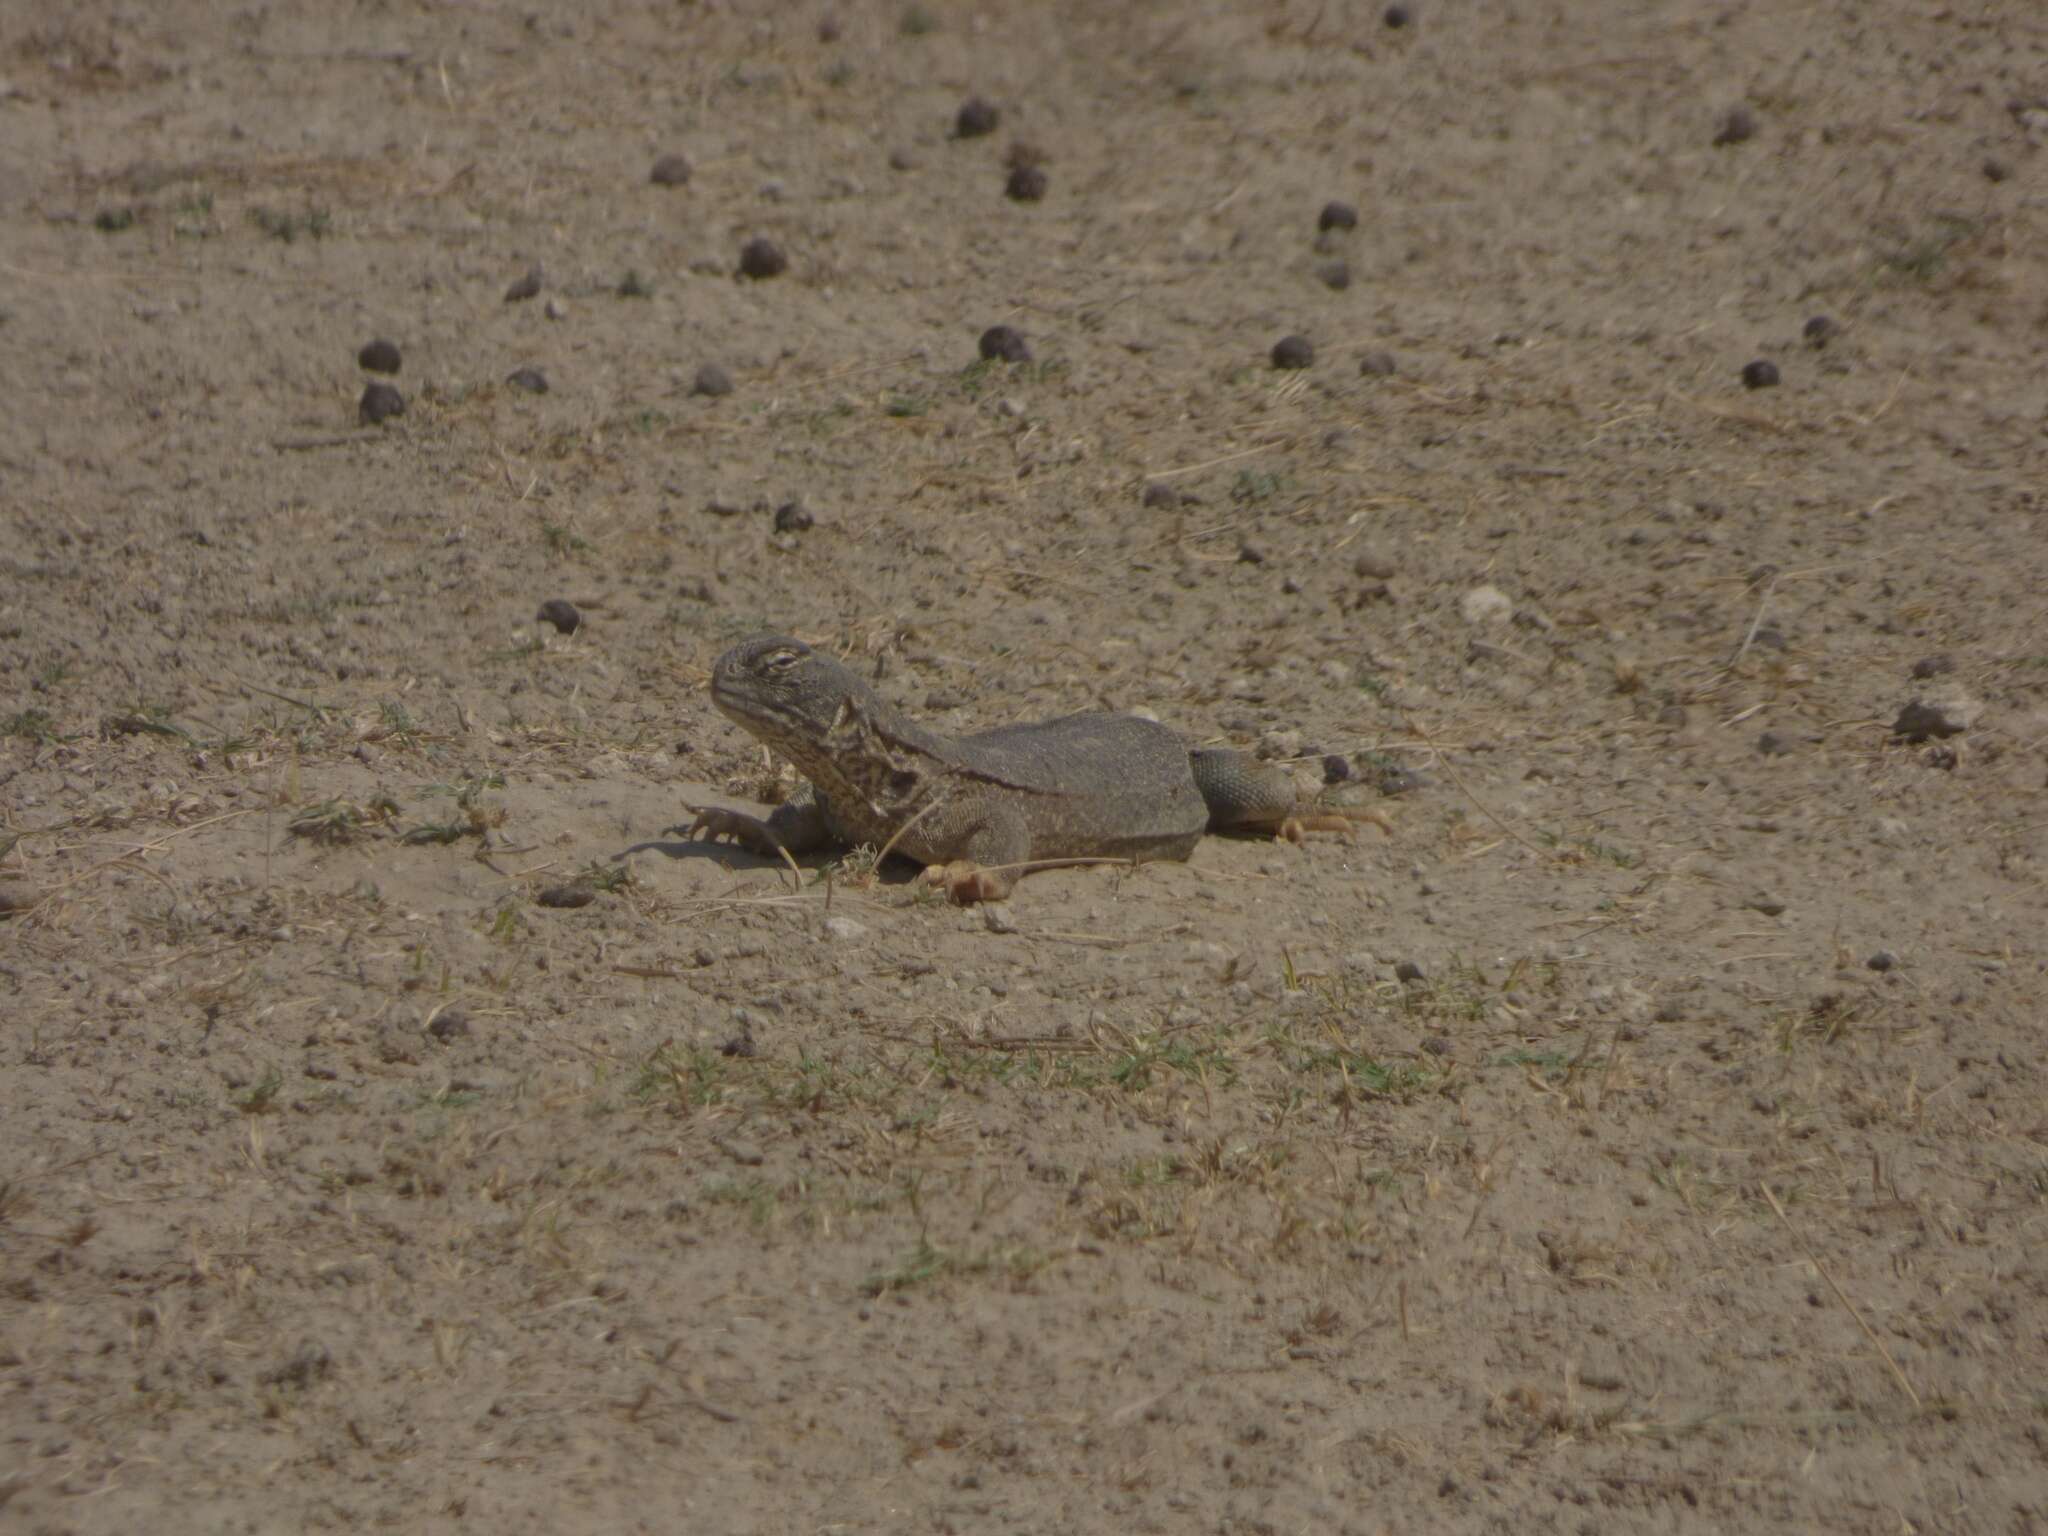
[4,1,2048,1531]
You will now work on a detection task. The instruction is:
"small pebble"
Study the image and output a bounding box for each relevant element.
[1891,700,1965,742]
[357,338,401,374]
[1713,106,1757,146]
[1394,959,1426,983]
[1983,157,2010,183]
[1354,552,1396,580]
[1358,350,1398,377]
[504,264,544,303]
[1909,654,1954,680]
[1316,259,1351,290]
[1756,730,1794,757]
[816,14,841,42]
[358,382,404,425]
[1271,334,1315,370]
[1141,481,1178,509]
[1005,164,1049,202]
[1867,950,1898,973]
[506,367,549,394]
[1383,3,1413,26]
[537,885,594,909]
[1740,358,1780,389]
[1322,754,1352,785]
[1802,315,1838,349]
[774,500,814,533]
[544,297,568,321]
[1318,200,1358,232]
[1657,703,1689,728]
[1236,542,1265,565]
[888,148,919,172]
[649,153,693,187]
[692,363,734,397]
[738,237,788,278]
[536,599,581,634]
[1744,892,1787,917]
[978,324,1031,362]
[955,96,999,137]
[982,903,1020,935]
[820,915,867,942]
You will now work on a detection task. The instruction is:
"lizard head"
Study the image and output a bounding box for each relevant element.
[709,634,874,756]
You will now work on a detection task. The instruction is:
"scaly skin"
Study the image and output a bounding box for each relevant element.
[684,634,1388,902]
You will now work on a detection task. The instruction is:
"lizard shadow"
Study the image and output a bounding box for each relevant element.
[619,834,926,887]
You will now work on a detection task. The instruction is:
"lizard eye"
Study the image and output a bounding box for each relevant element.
[763,646,802,672]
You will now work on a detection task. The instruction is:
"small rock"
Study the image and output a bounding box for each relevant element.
[692,363,734,397]
[982,903,1020,935]
[1394,959,1426,983]
[820,915,867,942]
[1005,164,1048,202]
[1316,259,1351,290]
[720,1030,756,1059]
[1891,699,1966,742]
[1141,481,1178,509]
[1318,200,1358,232]
[1236,542,1265,565]
[1358,350,1398,377]
[716,1137,764,1167]
[1353,551,1397,580]
[358,383,405,425]
[357,338,401,374]
[978,324,1031,363]
[537,884,593,909]
[0,882,45,918]
[738,238,788,279]
[1867,950,1898,973]
[536,599,581,633]
[1756,730,1795,757]
[1744,892,1787,917]
[1713,106,1757,146]
[505,263,544,303]
[888,147,919,172]
[1802,315,1838,349]
[1657,703,1689,728]
[1271,334,1315,370]
[706,499,745,517]
[1983,157,2011,183]
[1461,584,1512,625]
[773,500,814,533]
[1322,754,1352,784]
[506,367,549,394]
[1420,1034,1452,1056]
[1383,3,1413,26]
[649,153,693,187]
[955,96,999,137]
[1741,359,1780,389]
[544,297,568,321]
[1909,654,1953,680]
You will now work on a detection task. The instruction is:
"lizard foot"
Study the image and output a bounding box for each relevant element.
[675,804,787,859]
[1273,805,1395,844]
[923,860,1017,905]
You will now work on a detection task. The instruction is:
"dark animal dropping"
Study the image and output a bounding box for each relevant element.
[358,339,401,374]
[1271,335,1315,370]
[739,238,788,279]
[358,383,404,424]
[978,325,1031,363]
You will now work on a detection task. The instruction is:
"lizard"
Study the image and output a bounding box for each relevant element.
[680,633,1392,904]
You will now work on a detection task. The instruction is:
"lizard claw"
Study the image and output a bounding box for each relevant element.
[677,804,786,858]
[1275,805,1394,844]
[923,860,1016,905]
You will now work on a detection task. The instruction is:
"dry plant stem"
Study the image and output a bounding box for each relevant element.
[1759,1183,1921,1411]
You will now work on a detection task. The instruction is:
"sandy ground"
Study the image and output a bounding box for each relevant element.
[3,1,2047,1530]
